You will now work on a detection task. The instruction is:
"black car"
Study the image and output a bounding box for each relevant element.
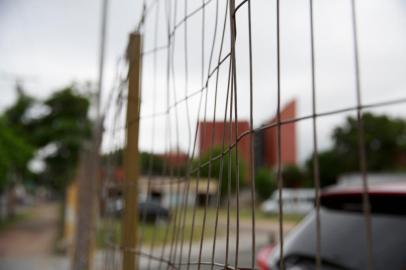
[257,183,406,270]
[138,201,170,223]
[110,199,170,223]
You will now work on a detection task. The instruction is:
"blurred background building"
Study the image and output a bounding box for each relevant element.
[198,99,297,181]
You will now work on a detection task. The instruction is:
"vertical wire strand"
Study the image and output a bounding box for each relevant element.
[181,3,214,265]
[177,0,192,266]
[225,59,234,270]
[211,59,232,270]
[157,1,176,269]
[196,0,220,268]
[350,0,374,269]
[228,1,242,269]
[185,0,209,268]
[145,3,161,269]
[276,0,285,269]
[185,95,207,270]
[140,3,160,269]
[111,73,128,270]
[194,0,209,268]
[209,2,231,269]
[308,0,322,269]
[167,0,186,266]
[103,76,126,270]
[247,1,257,268]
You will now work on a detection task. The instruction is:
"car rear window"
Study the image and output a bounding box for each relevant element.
[320,193,406,215]
[275,204,406,269]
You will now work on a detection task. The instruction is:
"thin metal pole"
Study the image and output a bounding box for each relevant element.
[122,32,142,270]
[72,0,108,268]
[97,0,109,117]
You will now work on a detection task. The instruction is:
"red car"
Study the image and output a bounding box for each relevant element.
[257,182,406,270]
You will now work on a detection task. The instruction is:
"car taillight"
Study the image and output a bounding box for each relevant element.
[256,245,274,270]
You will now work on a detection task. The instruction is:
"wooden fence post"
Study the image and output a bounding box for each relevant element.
[122,32,142,270]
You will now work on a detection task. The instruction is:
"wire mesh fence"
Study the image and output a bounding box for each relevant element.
[99,0,406,269]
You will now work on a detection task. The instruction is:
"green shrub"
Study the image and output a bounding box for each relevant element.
[255,167,276,201]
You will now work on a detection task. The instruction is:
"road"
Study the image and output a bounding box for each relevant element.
[134,220,295,270]
[0,203,296,270]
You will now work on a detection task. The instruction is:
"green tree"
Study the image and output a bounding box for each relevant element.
[282,165,308,188]
[195,147,246,198]
[333,113,406,172]
[3,85,35,140]
[0,117,34,192]
[255,167,275,201]
[1,86,36,189]
[305,113,406,186]
[33,87,91,192]
[102,150,166,176]
[305,150,343,187]
[139,152,166,175]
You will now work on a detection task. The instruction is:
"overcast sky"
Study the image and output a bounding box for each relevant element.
[1,0,405,163]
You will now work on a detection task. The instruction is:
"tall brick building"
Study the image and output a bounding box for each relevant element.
[198,121,252,167]
[255,99,296,169]
[198,100,297,181]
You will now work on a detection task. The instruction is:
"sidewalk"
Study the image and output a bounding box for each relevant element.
[0,202,62,270]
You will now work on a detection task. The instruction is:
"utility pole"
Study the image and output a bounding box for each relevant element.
[122,32,142,270]
[72,146,99,270]
[72,0,109,269]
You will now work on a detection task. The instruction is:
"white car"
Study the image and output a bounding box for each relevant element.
[261,188,314,214]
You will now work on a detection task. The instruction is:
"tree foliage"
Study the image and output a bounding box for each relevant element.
[33,87,92,192]
[3,85,35,141]
[102,150,166,176]
[333,113,406,171]
[305,150,343,187]
[0,117,34,191]
[0,88,35,191]
[282,165,308,188]
[255,167,275,201]
[0,86,91,194]
[195,147,246,197]
[306,113,406,187]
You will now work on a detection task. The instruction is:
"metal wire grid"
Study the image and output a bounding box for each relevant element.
[99,0,406,269]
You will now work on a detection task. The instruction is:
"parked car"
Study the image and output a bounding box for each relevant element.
[261,188,314,215]
[107,199,170,223]
[257,182,406,270]
[138,201,170,223]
